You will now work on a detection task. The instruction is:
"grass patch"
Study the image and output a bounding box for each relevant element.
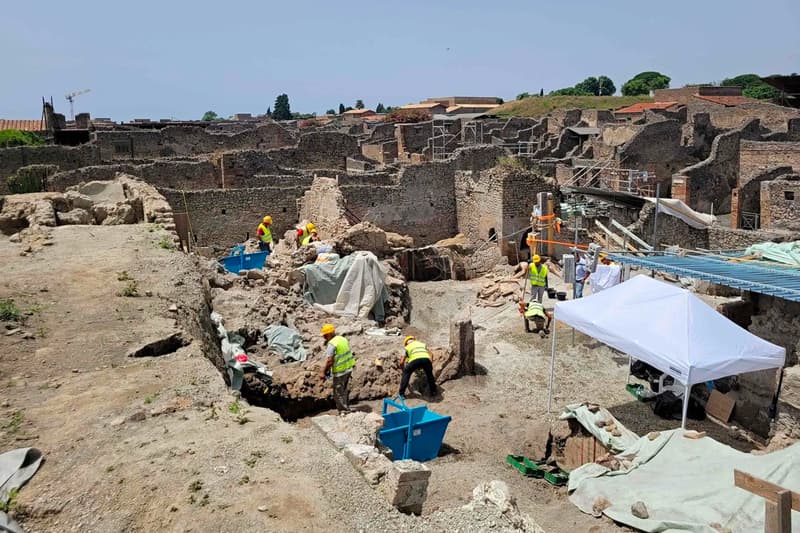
[117,271,132,281]
[3,410,24,434]
[497,156,525,170]
[280,435,293,444]
[0,488,19,513]
[491,95,653,118]
[228,400,242,415]
[117,280,139,297]
[157,236,175,250]
[143,393,158,405]
[0,129,44,147]
[0,299,21,321]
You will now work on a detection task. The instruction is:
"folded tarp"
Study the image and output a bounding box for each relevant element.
[263,324,307,362]
[644,198,716,229]
[745,241,800,266]
[300,251,388,321]
[560,404,639,453]
[589,264,621,293]
[569,429,800,532]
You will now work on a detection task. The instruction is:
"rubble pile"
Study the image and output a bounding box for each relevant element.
[476,262,527,306]
[202,221,473,419]
[332,221,413,258]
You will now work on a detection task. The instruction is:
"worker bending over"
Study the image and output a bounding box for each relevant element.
[297,222,318,246]
[528,254,549,303]
[256,215,273,252]
[398,336,438,398]
[519,300,553,337]
[320,324,355,413]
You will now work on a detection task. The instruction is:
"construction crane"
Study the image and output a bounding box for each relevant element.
[65,89,91,120]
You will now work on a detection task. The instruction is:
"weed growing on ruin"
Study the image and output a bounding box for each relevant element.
[117,271,132,281]
[199,494,210,507]
[105,464,116,473]
[228,400,242,414]
[280,435,293,444]
[143,393,158,405]
[118,280,139,297]
[188,480,203,492]
[3,410,24,433]
[244,450,264,468]
[238,475,250,485]
[0,488,19,513]
[498,156,525,170]
[0,299,20,321]
[35,326,48,338]
[27,303,43,315]
[157,236,175,250]
[204,405,219,421]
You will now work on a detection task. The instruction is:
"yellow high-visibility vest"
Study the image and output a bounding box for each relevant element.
[257,223,272,243]
[329,336,355,375]
[525,302,546,319]
[404,340,431,364]
[529,263,548,287]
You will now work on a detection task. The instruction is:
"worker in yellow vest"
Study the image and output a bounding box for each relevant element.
[320,323,355,413]
[398,336,438,398]
[256,215,273,252]
[519,299,553,337]
[528,254,549,303]
[296,222,318,246]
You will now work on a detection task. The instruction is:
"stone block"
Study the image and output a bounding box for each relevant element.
[326,431,351,450]
[311,414,339,436]
[56,208,93,225]
[386,460,431,484]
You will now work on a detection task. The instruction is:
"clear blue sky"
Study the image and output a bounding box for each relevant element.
[2,0,798,121]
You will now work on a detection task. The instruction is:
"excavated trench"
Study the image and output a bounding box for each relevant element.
[198,268,474,421]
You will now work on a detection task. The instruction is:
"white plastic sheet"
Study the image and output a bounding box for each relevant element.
[645,197,716,229]
[569,429,800,532]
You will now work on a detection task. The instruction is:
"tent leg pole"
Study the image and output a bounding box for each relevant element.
[547,322,558,412]
[627,356,632,385]
[681,383,690,430]
[571,327,575,345]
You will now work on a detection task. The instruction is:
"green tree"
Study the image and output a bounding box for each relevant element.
[597,76,616,96]
[338,103,345,114]
[201,111,218,121]
[355,99,365,109]
[574,77,599,95]
[375,103,386,113]
[516,92,531,100]
[325,109,336,115]
[272,94,291,120]
[266,107,272,117]
[621,71,671,96]
[721,74,779,100]
[549,87,592,96]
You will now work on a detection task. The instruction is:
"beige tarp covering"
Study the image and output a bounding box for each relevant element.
[644,198,716,229]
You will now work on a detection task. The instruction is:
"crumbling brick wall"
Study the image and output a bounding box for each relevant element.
[687,101,799,132]
[0,144,101,193]
[739,141,800,187]
[396,122,433,156]
[297,176,351,239]
[268,132,360,170]
[47,159,221,191]
[761,178,800,231]
[730,166,793,228]
[159,186,306,247]
[707,225,792,249]
[672,119,761,214]
[93,130,165,160]
[617,119,693,192]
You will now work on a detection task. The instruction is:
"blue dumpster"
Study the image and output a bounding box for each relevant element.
[378,397,451,462]
[219,245,269,274]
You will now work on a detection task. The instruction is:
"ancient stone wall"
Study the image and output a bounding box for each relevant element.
[396,122,432,155]
[707,225,793,249]
[361,140,398,164]
[687,101,799,132]
[0,145,101,193]
[617,119,693,190]
[267,132,360,170]
[731,166,794,228]
[48,159,221,191]
[672,119,761,214]
[93,130,165,160]
[762,178,800,231]
[159,186,306,247]
[297,177,351,239]
[739,141,800,187]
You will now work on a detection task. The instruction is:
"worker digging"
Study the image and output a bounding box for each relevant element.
[296,221,318,246]
[398,335,438,399]
[320,323,355,414]
[518,300,553,337]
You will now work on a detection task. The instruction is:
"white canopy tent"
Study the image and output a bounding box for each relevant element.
[547,275,786,428]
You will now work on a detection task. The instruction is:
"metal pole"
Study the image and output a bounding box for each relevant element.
[547,321,558,412]
[651,182,661,249]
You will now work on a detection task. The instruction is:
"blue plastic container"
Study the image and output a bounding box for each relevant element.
[219,245,269,274]
[378,397,451,462]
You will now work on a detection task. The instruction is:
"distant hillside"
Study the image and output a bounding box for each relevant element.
[491,95,654,118]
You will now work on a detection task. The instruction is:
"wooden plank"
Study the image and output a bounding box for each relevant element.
[734,470,800,511]
[765,490,792,533]
[610,219,653,251]
[595,220,642,255]
[706,389,736,423]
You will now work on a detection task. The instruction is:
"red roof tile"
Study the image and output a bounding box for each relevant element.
[0,119,45,132]
[615,102,678,114]
[692,94,755,106]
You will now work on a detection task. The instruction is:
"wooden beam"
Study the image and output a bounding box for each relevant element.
[610,219,653,251]
[594,220,641,254]
[734,469,800,511]
[765,490,792,533]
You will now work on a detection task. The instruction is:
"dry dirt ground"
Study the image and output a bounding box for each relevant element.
[0,226,758,533]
